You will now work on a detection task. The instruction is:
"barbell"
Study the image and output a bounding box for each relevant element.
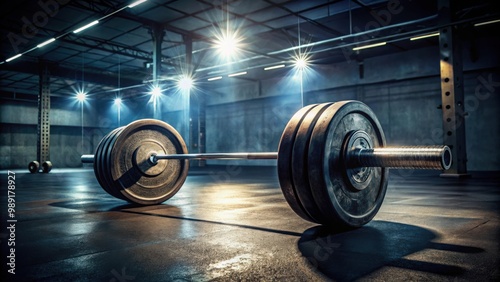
[81,100,451,228]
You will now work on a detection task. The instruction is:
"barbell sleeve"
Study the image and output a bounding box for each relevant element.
[347,145,452,170]
[81,155,95,163]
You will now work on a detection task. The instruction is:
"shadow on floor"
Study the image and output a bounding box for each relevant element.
[298,220,483,281]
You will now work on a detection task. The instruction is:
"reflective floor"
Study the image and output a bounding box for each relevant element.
[1,167,499,281]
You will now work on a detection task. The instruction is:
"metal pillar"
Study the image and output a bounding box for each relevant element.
[151,24,164,120]
[184,35,205,166]
[37,62,51,166]
[151,24,164,83]
[438,0,469,177]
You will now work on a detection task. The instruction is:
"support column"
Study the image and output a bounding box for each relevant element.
[151,24,164,120]
[438,0,469,177]
[37,62,51,166]
[184,35,205,167]
[151,24,164,83]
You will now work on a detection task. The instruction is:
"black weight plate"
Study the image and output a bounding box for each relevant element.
[110,119,189,205]
[28,161,39,173]
[103,127,128,200]
[277,104,318,223]
[94,128,122,198]
[308,101,389,227]
[291,103,333,223]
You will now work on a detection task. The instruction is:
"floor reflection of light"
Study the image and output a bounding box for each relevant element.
[71,185,94,199]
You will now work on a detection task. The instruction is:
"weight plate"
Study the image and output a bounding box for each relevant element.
[277,104,318,223]
[28,161,39,173]
[103,127,128,200]
[292,103,333,223]
[110,119,189,205]
[94,128,122,198]
[308,101,389,227]
[42,161,52,173]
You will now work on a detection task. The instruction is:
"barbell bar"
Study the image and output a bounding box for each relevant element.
[81,100,453,228]
[84,147,450,169]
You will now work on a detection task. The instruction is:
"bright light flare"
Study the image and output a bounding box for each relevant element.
[150,86,162,98]
[76,91,86,102]
[295,58,308,69]
[114,98,122,106]
[177,76,193,90]
[214,32,243,60]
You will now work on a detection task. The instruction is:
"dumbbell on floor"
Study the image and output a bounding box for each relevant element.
[81,100,451,228]
[28,160,53,173]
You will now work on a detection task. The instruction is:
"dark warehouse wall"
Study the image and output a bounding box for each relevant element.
[204,41,500,171]
[1,37,499,171]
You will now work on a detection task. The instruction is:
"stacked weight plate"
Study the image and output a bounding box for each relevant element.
[277,101,389,228]
[93,120,189,205]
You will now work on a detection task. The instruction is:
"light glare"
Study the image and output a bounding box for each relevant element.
[295,58,307,69]
[214,32,242,59]
[76,92,86,102]
[178,76,193,90]
[114,98,122,106]
[150,86,162,97]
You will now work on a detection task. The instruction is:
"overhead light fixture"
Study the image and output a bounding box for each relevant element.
[228,71,247,77]
[352,42,387,51]
[37,38,56,48]
[5,54,22,62]
[207,76,222,81]
[264,64,286,71]
[73,20,99,34]
[114,98,122,106]
[76,91,87,102]
[128,0,147,8]
[474,19,500,27]
[410,32,439,41]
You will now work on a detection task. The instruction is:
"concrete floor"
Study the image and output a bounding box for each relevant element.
[1,166,499,281]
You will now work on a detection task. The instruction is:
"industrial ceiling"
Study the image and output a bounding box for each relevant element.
[0,0,498,101]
